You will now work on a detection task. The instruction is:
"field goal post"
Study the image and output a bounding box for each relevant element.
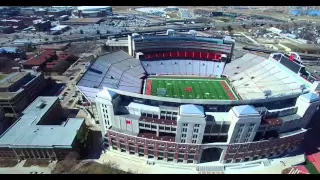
[157,88,167,96]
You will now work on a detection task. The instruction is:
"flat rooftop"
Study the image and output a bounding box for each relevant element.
[0,72,29,89]
[0,96,84,147]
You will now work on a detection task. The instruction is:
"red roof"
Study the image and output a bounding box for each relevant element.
[57,53,73,61]
[24,50,55,66]
[295,165,310,174]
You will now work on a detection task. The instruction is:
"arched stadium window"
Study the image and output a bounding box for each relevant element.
[161,62,163,65]
[217,65,219,68]
[189,62,192,65]
[203,63,205,66]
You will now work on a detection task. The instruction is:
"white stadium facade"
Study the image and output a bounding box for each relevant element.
[76,30,320,165]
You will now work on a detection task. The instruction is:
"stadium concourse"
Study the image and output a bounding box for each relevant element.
[144,77,239,100]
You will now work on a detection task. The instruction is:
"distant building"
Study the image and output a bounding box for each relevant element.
[286,33,297,39]
[0,96,85,161]
[73,6,112,18]
[0,70,47,119]
[268,27,282,34]
[50,25,70,35]
[0,26,14,34]
[12,39,32,47]
[0,19,26,30]
[104,39,129,52]
[45,52,77,74]
[47,9,67,18]
[23,50,57,70]
[33,20,51,32]
[20,8,36,16]
[0,47,26,59]
[34,8,47,17]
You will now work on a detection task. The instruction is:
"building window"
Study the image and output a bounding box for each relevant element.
[192,134,197,139]
[151,125,157,129]
[248,128,253,133]
[239,124,244,128]
[165,127,170,131]
[234,139,239,143]
[139,123,144,127]
[238,128,243,133]
[183,123,188,127]
[159,126,164,130]
[244,138,249,142]
[194,124,200,128]
[182,128,187,132]
[193,129,199,133]
[172,127,176,131]
[181,139,186,143]
[250,123,255,127]
[181,134,186,138]
[235,158,242,163]
[226,159,233,163]
[246,133,251,137]
[236,134,241,138]
[145,124,150,128]
[192,139,197,144]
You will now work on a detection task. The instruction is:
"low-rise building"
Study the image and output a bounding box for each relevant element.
[0,26,14,34]
[0,47,26,59]
[23,50,57,70]
[50,25,70,35]
[0,96,85,161]
[104,39,129,52]
[0,69,47,119]
[33,20,51,32]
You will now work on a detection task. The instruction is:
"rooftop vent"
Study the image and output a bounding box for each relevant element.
[36,102,46,109]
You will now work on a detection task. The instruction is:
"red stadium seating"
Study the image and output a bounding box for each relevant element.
[144,51,223,61]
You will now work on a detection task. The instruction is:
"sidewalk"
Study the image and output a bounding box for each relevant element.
[96,150,198,174]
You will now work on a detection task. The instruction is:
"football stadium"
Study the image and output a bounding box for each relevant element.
[76,30,320,170]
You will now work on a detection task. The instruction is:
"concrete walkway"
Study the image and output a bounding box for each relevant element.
[0,160,55,174]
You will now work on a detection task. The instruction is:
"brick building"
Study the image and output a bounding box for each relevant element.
[0,96,84,161]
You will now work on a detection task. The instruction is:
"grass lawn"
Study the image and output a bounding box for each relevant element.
[72,162,134,174]
[0,74,7,81]
[0,160,18,167]
[145,77,239,100]
[305,159,319,174]
[23,159,49,167]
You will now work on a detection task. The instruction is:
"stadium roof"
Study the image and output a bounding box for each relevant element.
[0,96,84,147]
[180,104,204,116]
[77,51,145,102]
[232,105,259,116]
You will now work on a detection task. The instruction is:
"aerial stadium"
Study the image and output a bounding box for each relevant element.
[76,29,320,166]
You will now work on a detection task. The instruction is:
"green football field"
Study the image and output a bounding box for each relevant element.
[144,77,239,100]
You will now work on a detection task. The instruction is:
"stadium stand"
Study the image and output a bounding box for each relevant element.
[144,51,222,61]
[224,53,310,99]
[142,59,225,77]
[77,51,145,101]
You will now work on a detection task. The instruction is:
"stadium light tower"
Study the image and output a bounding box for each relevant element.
[264,90,272,98]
